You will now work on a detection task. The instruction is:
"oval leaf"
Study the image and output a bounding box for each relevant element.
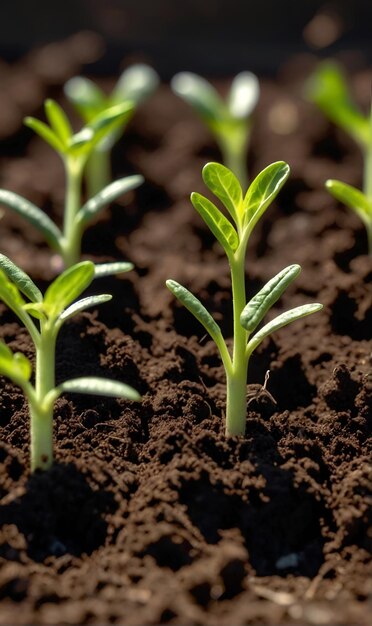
[112,64,159,105]
[191,192,239,254]
[0,341,32,385]
[0,268,26,313]
[0,190,63,252]
[171,72,226,126]
[326,179,372,223]
[59,294,112,322]
[45,99,72,145]
[0,253,42,303]
[241,264,301,333]
[77,175,143,226]
[58,377,141,402]
[166,279,222,345]
[44,261,95,318]
[94,262,134,278]
[64,76,106,121]
[202,162,242,223]
[243,161,290,228]
[247,303,323,354]
[24,117,65,153]
[228,71,260,119]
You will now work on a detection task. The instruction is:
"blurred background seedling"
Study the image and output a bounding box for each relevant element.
[171,71,259,188]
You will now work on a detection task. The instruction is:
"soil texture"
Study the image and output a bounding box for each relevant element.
[0,47,371,625]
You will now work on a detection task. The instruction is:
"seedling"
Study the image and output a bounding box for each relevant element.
[0,254,140,472]
[171,72,259,188]
[167,162,322,436]
[65,64,159,196]
[307,61,372,254]
[0,99,143,269]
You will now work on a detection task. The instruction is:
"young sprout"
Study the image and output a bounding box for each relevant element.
[65,64,159,196]
[0,99,143,269]
[0,254,140,472]
[166,163,322,437]
[307,61,372,254]
[171,72,259,188]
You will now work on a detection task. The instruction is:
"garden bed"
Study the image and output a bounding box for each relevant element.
[0,50,371,625]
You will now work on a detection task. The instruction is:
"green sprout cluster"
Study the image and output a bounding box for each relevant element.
[0,64,333,474]
[307,61,372,254]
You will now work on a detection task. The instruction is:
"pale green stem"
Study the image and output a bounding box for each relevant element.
[86,148,111,198]
[62,161,84,268]
[225,248,249,436]
[29,327,57,471]
[218,123,250,190]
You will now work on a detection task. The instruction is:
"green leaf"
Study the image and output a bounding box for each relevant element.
[191,192,239,254]
[325,179,372,224]
[24,117,65,153]
[59,294,112,322]
[94,262,134,278]
[0,268,26,313]
[0,190,62,252]
[241,265,301,333]
[64,76,106,121]
[202,162,242,224]
[166,279,223,345]
[0,253,42,303]
[58,377,141,401]
[22,302,46,320]
[247,303,323,354]
[77,175,143,226]
[112,64,159,105]
[81,102,135,154]
[44,261,95,318]
[228,71,260,119]
[0,341,32,385]
[306,61,369,147]
[68,127,94,151]
[89,102,133,135]
[171,72,226,127]
[45,99,72,145]
[243,161,290,229]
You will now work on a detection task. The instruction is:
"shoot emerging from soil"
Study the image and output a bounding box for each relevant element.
[167,162,322,436]
[0,254,140,472]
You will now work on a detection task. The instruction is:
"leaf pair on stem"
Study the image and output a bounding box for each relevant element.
[0,99,143,269]
[0,254,140,472]
[167,162,322,436]
[65,64,159,197]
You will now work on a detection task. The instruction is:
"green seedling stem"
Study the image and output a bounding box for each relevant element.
[0,99,143,269]
[307,61,372,254]
[64,64,159,196]
[167,162,322,436]
[0,255,140,472]
[171,72,259,188]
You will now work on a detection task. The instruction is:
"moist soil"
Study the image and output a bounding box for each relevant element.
[0,46,371,625]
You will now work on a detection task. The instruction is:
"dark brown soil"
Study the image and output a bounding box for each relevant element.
[0,47,371,625]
